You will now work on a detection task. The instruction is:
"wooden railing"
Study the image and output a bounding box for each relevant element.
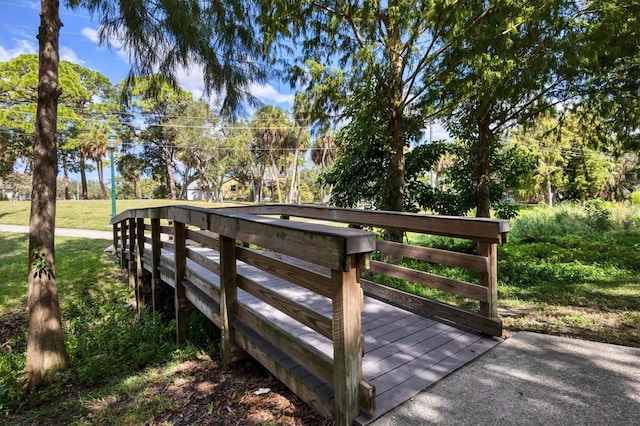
[111,204,509,425]
[225,204,510,336]
[111,205,376,425]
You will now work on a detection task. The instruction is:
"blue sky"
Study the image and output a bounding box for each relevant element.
[0,1,296,109]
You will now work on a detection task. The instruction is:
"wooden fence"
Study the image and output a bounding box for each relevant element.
[111,204,509,425]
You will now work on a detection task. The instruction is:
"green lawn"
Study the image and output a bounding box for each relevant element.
[0,199,239,230]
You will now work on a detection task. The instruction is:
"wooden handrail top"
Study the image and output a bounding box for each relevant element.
[223,204,510,243]
[110,205,375,272]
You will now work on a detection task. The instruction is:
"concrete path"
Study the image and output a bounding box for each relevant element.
[0,224,112,240]
[372,332,640,425]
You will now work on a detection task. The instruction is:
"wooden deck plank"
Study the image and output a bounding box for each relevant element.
[143,245,500,424]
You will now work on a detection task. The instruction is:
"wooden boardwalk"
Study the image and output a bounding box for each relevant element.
[154,245,501,424]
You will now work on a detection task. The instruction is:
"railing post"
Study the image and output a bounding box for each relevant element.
[174,220,187,344]
[220,235,239,365]
[332,253,365,426]
[120,220,127,269]
[112,222,119,256]
[128,218,136,290]
[150,217,161,312]
[478,241,498,319]
[136,218,146,313]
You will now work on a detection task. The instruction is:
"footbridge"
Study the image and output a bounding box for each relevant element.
[110,204,509,425]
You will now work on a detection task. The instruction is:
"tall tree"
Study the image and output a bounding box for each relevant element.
[24,0,68,390]
[436,0,582,217]
[68,0,267,114]
[259,1,489,217]
[123,78,192,200]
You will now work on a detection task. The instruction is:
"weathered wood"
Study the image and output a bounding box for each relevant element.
[173,221,188,345]
[375,239,489,273]
[224,204,510,243]
[186,247,221,276]
[369,260,489,302]
[361,279,502,336]
[159,225,173,236]
[185,228,220,251]
[151,218,161,312]
[119,220,127,268]
[183,278,221,328]
[478,242,498,319]
[169,206,375,272]
[136,218,146,312]
[220,235,240,364]
[236,246,333,298]
[236,275,333,339]
[332,254,364,426]
[232,319,334,418]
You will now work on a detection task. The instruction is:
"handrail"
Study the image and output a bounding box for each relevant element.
[111,205,376,425]
[224,204,508,336]
[110,204,510,424]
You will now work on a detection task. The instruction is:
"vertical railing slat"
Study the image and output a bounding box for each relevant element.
[150,218,161,312]
[220,235,238,365]
[128,218,136,290]
[173,221,187,344]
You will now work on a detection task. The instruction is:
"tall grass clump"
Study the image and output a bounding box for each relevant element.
[509,200,640,242]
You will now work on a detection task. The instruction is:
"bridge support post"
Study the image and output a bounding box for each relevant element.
[332,253,365,426]
[220,235,239,364]
[128,218,136,291]
[150,218,161,312]
[174,221,187,345]
[135,218,146,313]
[478,241,498,319]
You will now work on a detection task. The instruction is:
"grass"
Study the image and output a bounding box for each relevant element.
[0,228,323,425]
[0,199,239,230]
[1,199,639,422]
[372,201,640,346]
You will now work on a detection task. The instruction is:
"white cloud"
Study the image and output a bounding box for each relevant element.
[81,26,129,63]
[80,27,100,44]
[60,46,84,65]
[249,83,295,106]
[0,39,37,62]
[176,66,205,100]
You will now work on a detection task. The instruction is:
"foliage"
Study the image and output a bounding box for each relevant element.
[405,140,536,216]
[68,0,267,114]
[631,191,640,206]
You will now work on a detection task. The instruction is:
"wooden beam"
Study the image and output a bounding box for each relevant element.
[361,279,502,336]
[375,239,489,273]
[478,242,499,320]
[173,221,188,345]
[136,218,146,313]
[369,260,489,302]
[220,235,241,364]
[150,218,161,312]
[332,254,364,426]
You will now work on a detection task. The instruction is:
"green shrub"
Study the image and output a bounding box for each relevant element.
[631,191,640,205]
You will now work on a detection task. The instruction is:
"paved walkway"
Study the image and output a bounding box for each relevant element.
[0,224,112,240]
[372,332,640,425]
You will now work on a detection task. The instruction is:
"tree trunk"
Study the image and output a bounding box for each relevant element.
[97,159,107,199]
[80,151,88,199]
[546,173,553,207]
[162,144,177,200]
[475,110,493,218]
[25,0,68,391]
[61,153,70,200]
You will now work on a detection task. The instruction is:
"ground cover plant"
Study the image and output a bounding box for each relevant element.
[1,199,638,424]
[0,232,326,425]
[379,201,640,346]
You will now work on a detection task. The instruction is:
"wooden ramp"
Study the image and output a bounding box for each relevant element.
[154,245,500,424]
